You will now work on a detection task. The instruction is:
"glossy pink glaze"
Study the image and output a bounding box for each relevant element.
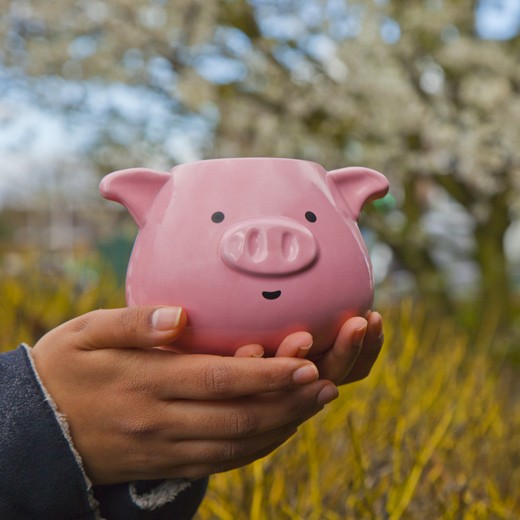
[100,158,389,356]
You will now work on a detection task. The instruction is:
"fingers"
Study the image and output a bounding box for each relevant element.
[162,435,295,480]
[160,379,337,439]
[166,420,301,479]
[127,380,339,480]
[234,344,264,358]
[314,316,368,385]
[274,331,313,358]
[140,352,322,400]
[344,311,384,384]
[53,306,187,350]
[234,332,313,359]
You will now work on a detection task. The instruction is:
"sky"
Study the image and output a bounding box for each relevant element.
[0,79,209,207]
[476,0,520,40]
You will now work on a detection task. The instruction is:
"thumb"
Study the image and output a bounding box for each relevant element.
[62,306,187,350]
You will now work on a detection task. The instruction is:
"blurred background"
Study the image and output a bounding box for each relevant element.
[1,1,520,518]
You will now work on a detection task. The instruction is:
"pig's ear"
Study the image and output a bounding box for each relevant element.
[326,167,389,220]
[99,168,171,227]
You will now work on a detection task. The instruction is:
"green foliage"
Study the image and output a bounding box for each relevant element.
[198,303,520,519]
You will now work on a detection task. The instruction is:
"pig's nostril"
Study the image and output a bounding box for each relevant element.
[282,232,299,262]
[247,228,267,262]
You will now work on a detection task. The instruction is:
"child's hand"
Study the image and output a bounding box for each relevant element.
[31,306,338,485]
[270,312,384,386]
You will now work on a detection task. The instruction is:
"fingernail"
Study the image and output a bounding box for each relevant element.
[152,307,183,331]
[317,385,339,406]
[292,364,319,385]
[353,324,367,347]
[297,339,313,358]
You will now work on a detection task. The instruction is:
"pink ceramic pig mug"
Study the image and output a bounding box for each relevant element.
[100,158,389,357]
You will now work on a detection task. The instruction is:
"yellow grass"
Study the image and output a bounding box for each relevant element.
[0,253,125,351]
[197,303,520,519]
[1,256,518,518]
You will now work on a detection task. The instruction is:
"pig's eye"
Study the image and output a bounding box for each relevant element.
[305,211,317,223]
[211,211,225,223]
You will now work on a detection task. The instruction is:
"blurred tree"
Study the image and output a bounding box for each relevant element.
[1,0,520,327]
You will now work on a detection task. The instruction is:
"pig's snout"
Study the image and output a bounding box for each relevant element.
[220,217,318,275]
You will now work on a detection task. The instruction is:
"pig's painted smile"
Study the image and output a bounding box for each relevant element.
[262,290,282,300]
